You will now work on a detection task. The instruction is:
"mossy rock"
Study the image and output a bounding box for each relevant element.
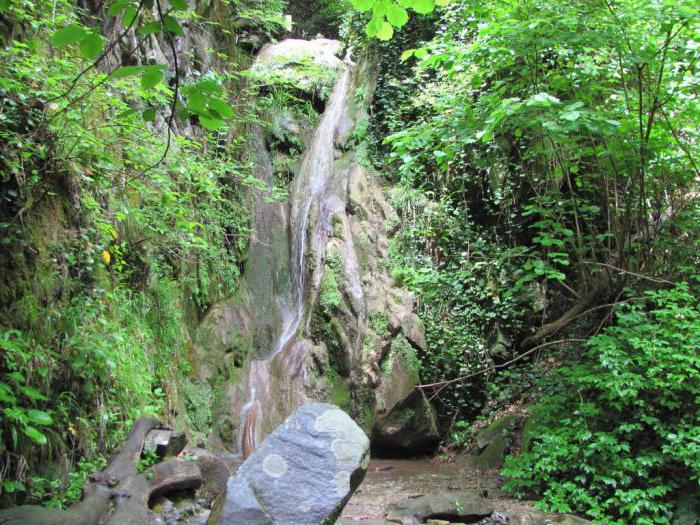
[472,415,522,471]
[475,414,520,449]
[474,435,508,470]
[673,486,700,525]
[519,414,541,454]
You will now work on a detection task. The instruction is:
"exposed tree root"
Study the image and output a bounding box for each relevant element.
[0,418,202,525]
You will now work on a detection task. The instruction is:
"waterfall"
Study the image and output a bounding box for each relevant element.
[239,60,353,458]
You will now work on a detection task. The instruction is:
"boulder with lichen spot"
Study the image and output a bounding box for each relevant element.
[209,402,369,525]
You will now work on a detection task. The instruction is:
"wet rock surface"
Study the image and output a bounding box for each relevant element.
[385,490,494,523]
[212,402,369,525]
[340,459,592,525]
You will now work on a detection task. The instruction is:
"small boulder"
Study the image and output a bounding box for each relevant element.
[386,490,494,523]
[472,415,521,470]
[210,402,369,525]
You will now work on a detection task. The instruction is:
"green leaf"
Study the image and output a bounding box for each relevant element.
[376,21,394,40]
[19,385,47,401]
[199,116,224,130]
[51,24,87,47]
[169,0,188,9]
[409,0,434,14]
[23,426,47,445]
[400,49,415,61]
[365,14,384,37]
[386,4,409,27]
[163,15,185,36]
[112,64,165,78]
[107,0,132,16]
[142,108,156,122]
[79,33,104,60]
[186,91,207,114]
[208,97,233,119]
[194,79,222,95]
[137,21,162,36]
[27,409,52,426]
[351,0,375,12]
[141,69,163,90]
[112,65,146,78]
[123,4,138,27]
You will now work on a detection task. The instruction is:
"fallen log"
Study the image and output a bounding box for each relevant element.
[0,418,201,525]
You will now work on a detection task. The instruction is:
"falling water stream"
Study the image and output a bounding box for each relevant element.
[239,58,353,458]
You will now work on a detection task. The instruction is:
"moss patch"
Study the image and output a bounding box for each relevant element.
[319,260,342,316]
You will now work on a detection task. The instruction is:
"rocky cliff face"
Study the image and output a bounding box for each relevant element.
[195,39,439,456]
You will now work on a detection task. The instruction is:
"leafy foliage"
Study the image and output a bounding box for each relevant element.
[502,284,700,524]
[0,0,278,507]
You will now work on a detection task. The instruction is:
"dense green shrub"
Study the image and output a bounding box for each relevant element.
[502,284,700,524]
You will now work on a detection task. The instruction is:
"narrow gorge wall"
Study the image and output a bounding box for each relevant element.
[195,40,439,456]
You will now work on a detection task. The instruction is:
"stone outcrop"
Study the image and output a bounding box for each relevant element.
[193,40,439,456]
[385,490,494,524]
[210,403,369,524]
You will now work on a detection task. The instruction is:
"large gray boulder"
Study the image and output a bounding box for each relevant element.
[211,402,369,525]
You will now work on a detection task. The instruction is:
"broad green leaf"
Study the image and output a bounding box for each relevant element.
[143,108,156,122]
[351,0,375,13]
[107,0,132,16]
[434,0,450,6]
[79,33,104,60]
[27,409,52,426]
[195,79,222,95]
[112,64,165,78]
[199,116,223,130]
[169,0,189,9]
[23,426,47,445]
[209,98,234,119]
[400,49,415,61]
[51,24,87,47]
[141,69,163,89]
[123,4,138,27]
[112,65,146,78]
[409,0,434,14]
[137,21,162,36]
[376,21,394,40]
[414,47,428,58]
[19,385,47,401]
[365,14,384,37]
[386,4,408,27]
[163,15,185,36]
[186,91,207,114]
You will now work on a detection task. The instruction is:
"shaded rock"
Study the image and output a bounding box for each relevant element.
[144,429,173,456]
[519,415,540,454]
[165,432,187,457]
[673,485,700,525]
[373,390,440,455]
[504,510,593,525]
[196,455,231,507]
[251,38,344,97]
[471,415,521,470]
[385,490,494,523]
[211,403,369,525]
[476,415,519,449]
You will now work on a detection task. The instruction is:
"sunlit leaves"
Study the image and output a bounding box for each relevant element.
[79,33,104,60]
[52,25,106,61]
[51,24,87,47]
[162,15,184,36]
[354,0,448,39]
[181,79,234,130]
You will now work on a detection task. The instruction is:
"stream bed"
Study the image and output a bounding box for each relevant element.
[340,459,538,524]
